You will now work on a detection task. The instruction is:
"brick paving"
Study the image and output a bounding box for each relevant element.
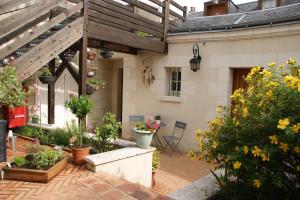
[0,136,212,199]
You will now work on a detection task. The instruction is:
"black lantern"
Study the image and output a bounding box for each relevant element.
[190,44,202,72]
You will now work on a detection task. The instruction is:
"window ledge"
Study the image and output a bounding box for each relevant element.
[160,96,184,103]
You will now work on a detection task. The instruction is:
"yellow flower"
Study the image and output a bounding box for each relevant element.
[266,90,273,98]
[233,161,241,170]
[188,150,196,160]
[292,123,300,133]
[253,179,261,189]
[242,107,249,118]
[268,62,276,67]
[294,147,300,155]
[284,76,298,88]
[287,58,297,65]
[252,146,261,157]
[211,141,218,149]
[277,118,289,130]
[262,69,272,77]
[269,135,278,145]
[195,129,201,138]
[277,64,284,69]
[267,81,279,88]
[243,146,249,155]
[261,153,270,162]
[279,142,289,152]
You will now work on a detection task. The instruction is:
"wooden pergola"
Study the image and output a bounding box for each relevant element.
[0,0,186,124]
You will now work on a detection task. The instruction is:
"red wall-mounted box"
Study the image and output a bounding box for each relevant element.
[3,106,27,129]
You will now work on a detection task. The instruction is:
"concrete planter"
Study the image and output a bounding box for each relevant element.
[84,139,155,187]
[134,128,154,149]
[3,158,67,183]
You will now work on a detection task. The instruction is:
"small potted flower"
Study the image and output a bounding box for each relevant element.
[65,96,93,165]
[134,117,160,149]
[152,150,160,187]
[86,78,105,95]
[38,66,56,84]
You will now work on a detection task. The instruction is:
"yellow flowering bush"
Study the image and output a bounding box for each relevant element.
[190,59,300,199]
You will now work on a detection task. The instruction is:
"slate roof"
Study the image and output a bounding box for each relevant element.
[172,1,300,33]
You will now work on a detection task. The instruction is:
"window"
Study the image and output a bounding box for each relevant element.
[167,67,181,97]
[262,0,276,9]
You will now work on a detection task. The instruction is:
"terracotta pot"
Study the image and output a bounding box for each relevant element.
[152,170,156,187]
[72,147,90,165]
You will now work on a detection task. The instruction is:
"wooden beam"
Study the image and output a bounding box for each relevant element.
[121,0,163,18]
[54,62,67,83]
[79,0,88,96]
[88,21,166,54]
[66,62,80,84]
[0,2,83,60]
[0,0,34,15]
[0,0,66,40]
[163,0,170,42]
[88,38,137,55]
[48,59,55,124]
[15,17,84,80]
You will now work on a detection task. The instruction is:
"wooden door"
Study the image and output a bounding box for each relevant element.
[232,68,251,93]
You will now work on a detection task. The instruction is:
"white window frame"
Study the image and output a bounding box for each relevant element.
[167,67,181,97]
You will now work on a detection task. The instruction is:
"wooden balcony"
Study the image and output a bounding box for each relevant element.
[85,0,187,54]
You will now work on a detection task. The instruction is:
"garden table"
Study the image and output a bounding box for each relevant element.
[153,122,166,150]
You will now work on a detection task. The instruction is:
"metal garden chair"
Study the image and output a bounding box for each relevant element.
[162,121,187,156]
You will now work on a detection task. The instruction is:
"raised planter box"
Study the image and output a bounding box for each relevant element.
[84,139,155,188]
[3,158,67,183]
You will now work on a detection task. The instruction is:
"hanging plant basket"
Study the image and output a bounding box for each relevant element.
[100,51,113,59]
[86,85,97,95]
[38,76,56,84]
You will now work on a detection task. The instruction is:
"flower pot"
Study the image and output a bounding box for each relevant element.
[134,128,154,149]
[3,106,27,128]
[152,170,156,187]
[86,85,97,95]
[100,51,113,59]
[38,76,56,84]
[72,147,90,165]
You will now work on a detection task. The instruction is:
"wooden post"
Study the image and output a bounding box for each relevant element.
[48,59,55,124]
[78,0,88,96]
[162,0,170,53]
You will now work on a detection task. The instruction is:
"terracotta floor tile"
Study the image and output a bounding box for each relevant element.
[117,183,141,194]
[103,189,128,200]
[90,183,112,194]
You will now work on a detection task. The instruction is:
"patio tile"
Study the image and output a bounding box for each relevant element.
[89,182,112,194]
[117,182,142,194]
[103,189,128,200]
[131,190,158,200]
[78,175,100,185]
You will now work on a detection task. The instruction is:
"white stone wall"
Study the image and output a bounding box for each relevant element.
[121,23,300,151]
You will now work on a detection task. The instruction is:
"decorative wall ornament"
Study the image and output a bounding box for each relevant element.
[142,58,155,86]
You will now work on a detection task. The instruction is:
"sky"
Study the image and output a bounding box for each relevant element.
[175,0,255,12]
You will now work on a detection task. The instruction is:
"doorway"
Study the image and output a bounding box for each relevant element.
[116,68,123,123]
[232,68,251,93]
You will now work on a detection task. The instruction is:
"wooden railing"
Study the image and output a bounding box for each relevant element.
[0,0,85,80]
[87,0,187,53]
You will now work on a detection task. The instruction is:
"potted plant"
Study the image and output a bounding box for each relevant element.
[152,150,160,187]
[154,115,161,124]
[134,117,160,149]
[90,112,121,153]
[86,78,105,95]
[0,65,29,132]
[38,66,56,84]
[65,96,93,165]
[100,48,114,59]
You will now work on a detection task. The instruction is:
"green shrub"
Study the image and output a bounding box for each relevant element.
[12,156,26,168]
[189,59,300,199]
[18,126,39,138]
[91,112,121,153]
[12,145,63,170]
[152,151,160,170]
[50,128,72,147]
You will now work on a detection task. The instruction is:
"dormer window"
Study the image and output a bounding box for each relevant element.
[262,0,277,9]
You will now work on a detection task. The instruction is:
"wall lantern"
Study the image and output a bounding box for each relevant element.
[189,44,202,72]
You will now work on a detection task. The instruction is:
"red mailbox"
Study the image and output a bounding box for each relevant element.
[3,106,27,128]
